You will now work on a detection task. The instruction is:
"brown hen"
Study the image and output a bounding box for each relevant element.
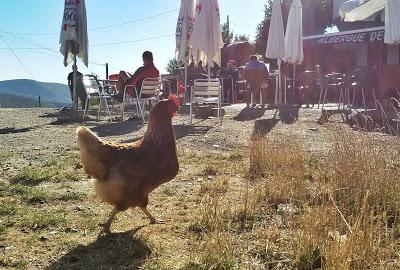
[76,97,179,236]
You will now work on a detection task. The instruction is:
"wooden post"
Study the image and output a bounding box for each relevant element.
[38,96,41,107]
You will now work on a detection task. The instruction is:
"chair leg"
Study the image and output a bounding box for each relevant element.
[104,97,112,120]
[231,80,234,104]
[351,87,356,108]
[189,88,193,125]
[137,99,145,122]
[97,98,101,120]
[120,94,126,121]
[84,98,89,118]
[361,88,366,110]
[318,87,323,108]
[321,88,328,110]
[338,89,343,110]
[219,88,222,125]
[372,88,377,109]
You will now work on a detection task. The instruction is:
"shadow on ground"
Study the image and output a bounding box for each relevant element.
[174,123,212,140]
[278,105,300,124]
[0,127,32,134]
[39,112,59,118]
[251,118,280,138]
[45,228,150,270]
[119,123,212,144]
[91,120,143,137]
[233,107,267,121]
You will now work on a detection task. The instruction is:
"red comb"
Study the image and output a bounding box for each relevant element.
[169,95,180,107]
[168,95,180,117]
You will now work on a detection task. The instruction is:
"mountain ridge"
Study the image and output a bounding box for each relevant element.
[0,79,71,106]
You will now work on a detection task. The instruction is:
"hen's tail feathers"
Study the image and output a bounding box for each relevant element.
[76,127,109,181]
[76,127,100,148]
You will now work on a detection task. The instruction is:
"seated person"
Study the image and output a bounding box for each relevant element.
[112,51,160,103]
[244,55,269,106]
[67,68,87,110]
[205,61,221,78]
[220,60,239,102]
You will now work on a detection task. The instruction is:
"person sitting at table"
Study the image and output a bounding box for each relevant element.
[111,51,160,103]
[244,55,269,107]
[220,60,239,102]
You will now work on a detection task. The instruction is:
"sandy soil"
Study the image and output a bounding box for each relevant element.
[0,104,398,269]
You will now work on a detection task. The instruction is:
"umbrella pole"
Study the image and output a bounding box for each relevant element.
[72,54,78,119]
[208,65,211,81]
[184,65,188,104]
[275,71,279,104]
[278,59,282,103]
[293,64,296,104]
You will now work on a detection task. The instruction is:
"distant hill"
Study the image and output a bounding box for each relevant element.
[0,93,67,108]
[0,79,71,108]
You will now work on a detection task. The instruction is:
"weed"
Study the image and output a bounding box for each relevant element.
[8,184,53,204]
[0,257,28,269]
[0,151,14,160]
[22,211,66,231]
[57,191,85,202]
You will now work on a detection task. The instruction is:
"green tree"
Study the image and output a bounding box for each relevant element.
[166,58,184,74]
[221,21,233,44]
[234,34,250,42]
[302,0,333,35]
[254,0,333,55]
[254,0,273,55]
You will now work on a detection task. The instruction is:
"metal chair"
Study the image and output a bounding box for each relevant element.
[319,73,349,110]
[82,75,112,120]
[121,77,161,122]
[190,78,222,125]
[297,70,317,107]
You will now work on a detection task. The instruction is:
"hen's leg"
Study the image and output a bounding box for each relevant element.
[98,207,118,237]
[140,207,165,224]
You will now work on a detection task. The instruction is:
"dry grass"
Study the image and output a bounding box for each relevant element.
[180,128,400,269]
[1,121,399,269]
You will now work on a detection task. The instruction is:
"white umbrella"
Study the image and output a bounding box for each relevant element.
[190,0,224,78]
[176,0,195,64]
[283,0,303,103]
[176,0,195,102]
[60,0,88,116]
[384,0,400,45]
[266,0,285,104]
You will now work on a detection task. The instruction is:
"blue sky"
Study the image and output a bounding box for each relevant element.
[0,0,266,84]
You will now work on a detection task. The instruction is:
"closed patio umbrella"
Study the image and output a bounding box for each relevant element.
[384,0,400,45]
[176,0,195,102]
[59,0,88,116]
[283,0,303,103]
[176,0,195,64]
[266,0,285,104]
[190,0,224,79]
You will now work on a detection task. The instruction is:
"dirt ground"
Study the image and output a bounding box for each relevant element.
[0,104,398,269]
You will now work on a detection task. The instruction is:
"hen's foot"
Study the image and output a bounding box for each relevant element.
[97,208,118,238]
[97,223,112,238]
[149,218,166,224]
[141,207,167,225]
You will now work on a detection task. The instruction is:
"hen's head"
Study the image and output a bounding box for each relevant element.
[149,95,180,122]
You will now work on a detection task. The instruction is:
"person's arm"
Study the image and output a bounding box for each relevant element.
[126,66,146,85]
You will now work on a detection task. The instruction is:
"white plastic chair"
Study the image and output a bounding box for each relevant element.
[190,78,222,125]
[121,77,161,121]
[82,75,112,120]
